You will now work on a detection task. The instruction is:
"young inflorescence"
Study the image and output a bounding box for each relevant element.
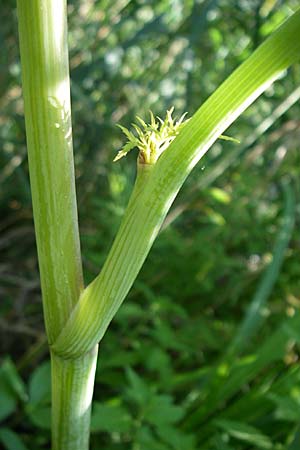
[114,107,189,164]
[114,107,239,165]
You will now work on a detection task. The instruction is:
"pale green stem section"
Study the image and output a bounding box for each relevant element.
[51,345,98,450]
[17,0,83,343]
[52,162,154,359]
[162,85,300,229]
[17,2,96,450]
[52,9,300,359]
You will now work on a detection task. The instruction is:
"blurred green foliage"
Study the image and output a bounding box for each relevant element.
[1,0,300,449]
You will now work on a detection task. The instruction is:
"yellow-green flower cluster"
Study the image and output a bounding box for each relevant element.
[114,107,188,164]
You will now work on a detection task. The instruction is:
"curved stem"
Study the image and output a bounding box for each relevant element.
[52,162,155,357]
[52,8,300,358]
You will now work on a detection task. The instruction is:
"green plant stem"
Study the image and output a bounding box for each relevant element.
[163,85,300,229]
[53,162,155,359]
[17,2,96,450]
[52,8,300,359]
[17,0,83,343]
[51,346,98,450]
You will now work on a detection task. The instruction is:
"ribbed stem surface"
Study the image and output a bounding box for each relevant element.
[17,2,94,449]
[17,0,83,343]
[51,346,98,450]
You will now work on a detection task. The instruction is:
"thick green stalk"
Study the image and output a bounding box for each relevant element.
[52,8,300,359]
[17,0,83,343]
[17,2,97,450]
[51,346,98,450]
[162,85,300,229]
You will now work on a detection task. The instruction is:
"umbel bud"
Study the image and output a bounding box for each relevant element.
[114,107,189,165]
[114,107,239,165]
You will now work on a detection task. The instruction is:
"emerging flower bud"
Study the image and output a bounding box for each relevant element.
[114,107,189,164]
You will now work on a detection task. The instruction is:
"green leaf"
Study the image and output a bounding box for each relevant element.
[26,405,51,430]
[211,434,236,450]
[288,427,300,450]
[0,358,27,421]
[144,395,184,427]
[0,364,18,421]
[0,428,29,450]
[155,425,196,450]
[135,115,148,129]
[1,358,27,402]
[25,361,51,429]
[135,425,170,450]
[125,367,152,405]
[268,393,300,422]
[214,419,272,449]
[113,140,136,162]
[184,308,300,429]
[90,401,131,433]
[28,361,51,405]
[117,124,136,141]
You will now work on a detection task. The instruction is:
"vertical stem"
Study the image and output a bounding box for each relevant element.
[17,0,83,343]
[51,346,99,450]
[17,2,97,449]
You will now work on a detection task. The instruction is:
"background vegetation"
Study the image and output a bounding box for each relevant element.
[1,1,300,449]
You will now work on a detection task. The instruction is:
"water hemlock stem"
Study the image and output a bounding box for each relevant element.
[16,2,97,450]
[16,0,83,343]
[51,346,98,450]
